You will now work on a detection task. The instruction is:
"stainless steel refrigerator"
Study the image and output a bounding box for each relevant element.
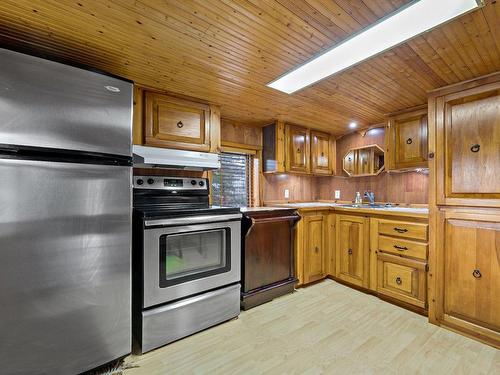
[0,48,133,374]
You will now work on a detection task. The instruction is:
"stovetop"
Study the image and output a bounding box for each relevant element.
[133,205,241,220]
[132,175,241,220]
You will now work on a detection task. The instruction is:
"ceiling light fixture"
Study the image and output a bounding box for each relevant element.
[349,122,357,129]
[267,0,482,94]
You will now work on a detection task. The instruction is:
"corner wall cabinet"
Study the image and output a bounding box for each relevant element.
[342,144,384,177]
[263,121,335,175]
[428,72,500,348]
[386,107,428,171]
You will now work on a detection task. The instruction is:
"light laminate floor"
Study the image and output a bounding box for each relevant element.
[124,280,499,374]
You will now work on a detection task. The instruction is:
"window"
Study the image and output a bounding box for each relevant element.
[211,152,253,207]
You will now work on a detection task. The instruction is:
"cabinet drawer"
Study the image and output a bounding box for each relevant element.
[377,253,426,308]
[378,235,427,261]
[378,220,428,241]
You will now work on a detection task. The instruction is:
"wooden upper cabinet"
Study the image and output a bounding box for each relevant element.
[262,121,335,175]
[335,215,369,288]
[286,124,310,174]
[429,74,500,207]
[437,210,500,345]
[145,92,210,150]
[311,131,334,175]
[134,88,220,152]
[386,107,428,171]
[342,145,384,177]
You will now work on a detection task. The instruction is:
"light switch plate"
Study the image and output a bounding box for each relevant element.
[334,190,341,199]
[284,189,290,199]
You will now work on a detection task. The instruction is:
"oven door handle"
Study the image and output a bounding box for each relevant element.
[144,213,242,228]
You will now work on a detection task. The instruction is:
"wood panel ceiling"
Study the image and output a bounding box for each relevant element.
[0,0,499,136]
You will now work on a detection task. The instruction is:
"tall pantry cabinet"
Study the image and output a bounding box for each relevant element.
[428,72,500,348]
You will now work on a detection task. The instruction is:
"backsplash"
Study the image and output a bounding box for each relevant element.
[314,171,428,204]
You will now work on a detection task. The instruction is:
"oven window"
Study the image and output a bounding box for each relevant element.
[159,228,231,287]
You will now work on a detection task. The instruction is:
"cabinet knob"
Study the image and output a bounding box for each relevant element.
[395,276,402,285]
[470,144,480,153]
[177,121,184,128]
[347,248,353,255]
[321,152,324,157]
[297,148,301,153]
[393,245,408,251]
[315,246,319,253]
[472,269,482,278]
[406,138,413,145]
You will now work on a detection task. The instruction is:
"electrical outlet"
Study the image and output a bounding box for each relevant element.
[284,189,290,199]
[334,190,341,199]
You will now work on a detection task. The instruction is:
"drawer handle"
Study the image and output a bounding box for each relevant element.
[393,227,408,233]
[470,144,480,153]
[395,276,402,285]
[347,248,353,255]
[177,121,184,128]
[472,269,482,278]
[393,245,408,251]
[406,138,413,145]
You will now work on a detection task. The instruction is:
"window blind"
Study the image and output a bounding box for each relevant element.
[211,153,250,207]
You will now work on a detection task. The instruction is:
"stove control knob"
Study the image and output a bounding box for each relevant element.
[147,178,155,185]
[198,180,204,187]
[136,179,144,186]
[191,180,197,186]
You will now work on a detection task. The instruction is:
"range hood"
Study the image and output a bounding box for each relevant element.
[133,145,220,170]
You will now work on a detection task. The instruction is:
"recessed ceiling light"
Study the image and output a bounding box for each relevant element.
[267,0,482,94]
[349,122,357,129]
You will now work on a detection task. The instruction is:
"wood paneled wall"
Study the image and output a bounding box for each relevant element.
[263,174,315,203]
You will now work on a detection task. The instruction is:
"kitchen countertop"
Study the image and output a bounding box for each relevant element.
[270,202,428,218]
[240,206,296,213]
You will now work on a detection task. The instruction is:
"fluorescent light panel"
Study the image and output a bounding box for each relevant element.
[268,0,481,94]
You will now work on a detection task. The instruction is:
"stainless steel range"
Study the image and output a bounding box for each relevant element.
[132,175,241,353]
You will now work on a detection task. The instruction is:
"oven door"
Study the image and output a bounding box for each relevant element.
[142,214,241,308]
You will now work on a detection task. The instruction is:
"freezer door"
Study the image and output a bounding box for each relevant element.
[0,159,131,375]
[0,48,132,156]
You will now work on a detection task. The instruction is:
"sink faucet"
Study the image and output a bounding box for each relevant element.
[364,191,375,205]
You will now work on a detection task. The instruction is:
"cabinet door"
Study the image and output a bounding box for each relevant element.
[392,113,428,169]
[286,125,310,173]
[357,147,372,175]
[377,253,426,308]
[442,215,500,335]
[145,92,210,151]
[304,215,325,283]
[343,150,356,176]
[336,215,368,287]
[437,83,500,206]
[311,131,333,175]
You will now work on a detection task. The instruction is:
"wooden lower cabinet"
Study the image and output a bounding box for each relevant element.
[431,209,500,347]
[335,214,370,288]
[377,253,426,308]
[303,214,325,284]
[295,210,332,286]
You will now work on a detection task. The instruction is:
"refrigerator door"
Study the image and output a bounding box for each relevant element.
[0,48,132,157]
[0,158,131,375]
